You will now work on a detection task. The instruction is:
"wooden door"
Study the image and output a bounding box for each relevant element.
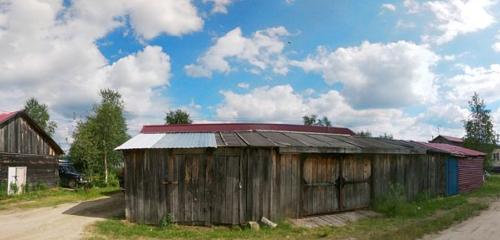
[340,157,371,210]
[168,154,208,224]
[301,155,340,216]
[7,166,27,195]
[210,154,241,225]
[446,159,458,196]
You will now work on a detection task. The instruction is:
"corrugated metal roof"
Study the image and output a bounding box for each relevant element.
[115,133,217,150]
[121,130,484,155]
[140,123,355,135]
[115,134,165,150]
[417,142,485,157]
[152,133,217,149]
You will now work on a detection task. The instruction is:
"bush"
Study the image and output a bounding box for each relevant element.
[159,213,173,228]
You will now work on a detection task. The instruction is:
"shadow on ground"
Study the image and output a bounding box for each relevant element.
[63,192,125,219]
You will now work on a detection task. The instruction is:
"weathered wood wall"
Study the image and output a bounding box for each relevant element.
[0,153,59,187]
[123,148,448,225]
[371,153,447,201]
[0,116,60,187]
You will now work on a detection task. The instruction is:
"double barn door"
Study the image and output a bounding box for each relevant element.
[301,155,371,216]
[164,152,371,224]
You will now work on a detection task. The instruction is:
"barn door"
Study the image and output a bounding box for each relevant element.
[301,155,340,216]
[300,155,371,216]
[339,157,371,210]
[210,154,241,225]
[167,154,208,224]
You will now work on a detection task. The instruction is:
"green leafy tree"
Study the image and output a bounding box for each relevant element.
[463,92,497,168]
[165,109,192,124]
[464,92,497,146]
[70,89,129,184]
[303,115,332,127]
[23,98,57,136]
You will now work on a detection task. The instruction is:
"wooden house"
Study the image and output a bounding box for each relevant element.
[0,111,63,194]
[430,135,464,147]
[116,123,484,225]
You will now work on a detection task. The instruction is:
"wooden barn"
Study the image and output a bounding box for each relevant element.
[0,111,63,194]
[116,123,484,225]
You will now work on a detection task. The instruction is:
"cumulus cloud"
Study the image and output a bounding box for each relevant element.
[215,84,437,140]
[291,41,440,109]
[445,64,500,104]
[423,0,497,45]
[66,0,203,40]
[185,26,290,78]
[203,0,233,14]
[0,0,203,147]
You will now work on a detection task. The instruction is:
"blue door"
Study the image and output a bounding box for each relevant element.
[446,159,459,196]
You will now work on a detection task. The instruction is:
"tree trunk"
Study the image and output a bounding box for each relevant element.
[104,150,108,184]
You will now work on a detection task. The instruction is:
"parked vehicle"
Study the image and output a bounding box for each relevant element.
[58,160,87,188]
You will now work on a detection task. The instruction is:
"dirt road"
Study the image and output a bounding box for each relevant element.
[424,200,500,240]
[0,193,124,240]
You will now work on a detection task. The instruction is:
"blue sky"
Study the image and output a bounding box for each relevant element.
[1,0,500,147]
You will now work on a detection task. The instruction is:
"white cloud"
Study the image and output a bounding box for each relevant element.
[424,0,497,45]
[403,0,422,13]
[445,64,500,104]
[380,3,397,13]
[215,84,437,140]
[0,0,202,148]
[203,0,233,14]
[67,0,203,40]
[291,41,440,108]
[185,26,290,78]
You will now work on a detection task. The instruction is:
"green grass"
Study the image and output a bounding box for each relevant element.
[0,187,120,210]
[88,175,500,240]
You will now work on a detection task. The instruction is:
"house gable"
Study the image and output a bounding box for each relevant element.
[0,111,63,156]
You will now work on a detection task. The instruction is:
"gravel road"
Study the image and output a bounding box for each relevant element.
[0,192,124,240]
[424,200,500,240]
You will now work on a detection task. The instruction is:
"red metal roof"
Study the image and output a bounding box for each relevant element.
[141,123,355,135]
[418,142,485,157]
[0,111,19,124]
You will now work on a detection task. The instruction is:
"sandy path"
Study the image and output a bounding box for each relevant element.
[0,192,124,240]
[423,200,500,240]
